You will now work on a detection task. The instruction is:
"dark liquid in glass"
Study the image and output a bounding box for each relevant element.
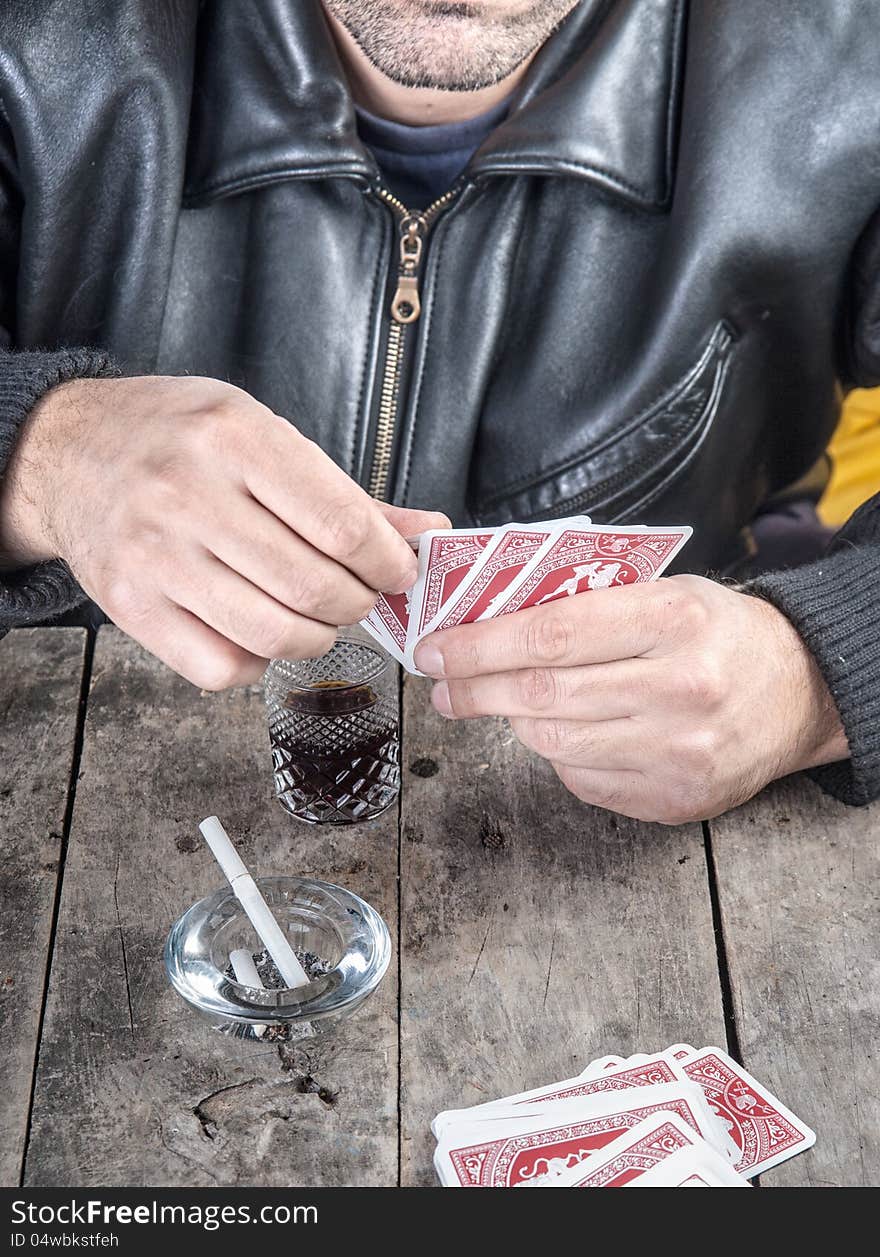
[271,679,399,823]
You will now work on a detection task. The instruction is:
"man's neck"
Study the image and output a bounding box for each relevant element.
[323,7,532,126]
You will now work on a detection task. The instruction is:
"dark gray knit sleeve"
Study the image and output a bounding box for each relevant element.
[746,492,880,806]
[0,345,119,629]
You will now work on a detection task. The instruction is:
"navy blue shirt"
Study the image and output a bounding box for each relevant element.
[355,96,511,209]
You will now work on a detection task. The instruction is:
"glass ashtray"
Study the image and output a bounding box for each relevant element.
[164,876,391,1043]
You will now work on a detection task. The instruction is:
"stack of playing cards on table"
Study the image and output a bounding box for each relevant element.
[432,1044,815,1187]
[361,516,692,674]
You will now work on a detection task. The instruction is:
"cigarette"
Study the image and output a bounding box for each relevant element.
[229,948,267,1037]
[198,816,310,990]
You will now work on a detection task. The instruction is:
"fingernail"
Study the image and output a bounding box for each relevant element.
[431,681,454,717]
[415,640,445,677]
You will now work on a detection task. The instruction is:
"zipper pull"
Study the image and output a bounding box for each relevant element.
[391,216,425,324]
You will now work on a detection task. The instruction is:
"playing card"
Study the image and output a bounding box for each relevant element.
[582,1055,624,1076]
[362,590,412,666]
[447,1054,739,1165]
[423,516,592,634]
[432,1051,691,1135]
[433,1082,722,1187]
[679,1046,815,1177]
[424,525,556,633]
[622,1139,751,1188]
[361,603,407,666]
[523,1111,721,1187]
[486,523,692,618]
[406,528,497,658]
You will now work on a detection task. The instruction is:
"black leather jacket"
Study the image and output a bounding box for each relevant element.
[3,0,880,577]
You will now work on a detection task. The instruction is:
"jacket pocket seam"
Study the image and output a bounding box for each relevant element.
[477,320,736,510]
[606,343,735,522]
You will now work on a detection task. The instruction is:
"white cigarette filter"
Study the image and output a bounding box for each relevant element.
[229,948,267,1037]
[199,816,310,990]
[229,947,263,989]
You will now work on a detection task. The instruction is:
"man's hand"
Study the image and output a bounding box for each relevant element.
[0,375,448,689]
[414,575,850,824]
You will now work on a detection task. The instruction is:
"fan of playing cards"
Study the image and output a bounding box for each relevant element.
[361,516,692,673]
[431,1043,816,1187]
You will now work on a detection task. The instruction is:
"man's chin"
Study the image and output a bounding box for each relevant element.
[323,0,580,96]
[369,61,527,93]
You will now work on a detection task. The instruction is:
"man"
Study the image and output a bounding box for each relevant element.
[0,0,878,824]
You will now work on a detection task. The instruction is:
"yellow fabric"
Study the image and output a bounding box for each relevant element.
[819,387,880,526]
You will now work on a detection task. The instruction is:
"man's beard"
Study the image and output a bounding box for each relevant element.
[323,0,583,92]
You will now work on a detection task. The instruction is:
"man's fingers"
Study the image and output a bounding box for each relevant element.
[432,660,657,721]
[551,763,660,822]
[162,549,337,662]
[414,583,673,679]
[110,595,268,692]
[434,663,633,721]
[244,417,418,593]
[202,492,378,626]
[377,501,452,538]
[509,715,645,770]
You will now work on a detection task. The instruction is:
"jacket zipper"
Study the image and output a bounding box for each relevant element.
[367,182,462,500]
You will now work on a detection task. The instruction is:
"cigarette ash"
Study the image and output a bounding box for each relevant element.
[224,948,332,1042]
[262,1021,314,1043]
[224,947,331,988]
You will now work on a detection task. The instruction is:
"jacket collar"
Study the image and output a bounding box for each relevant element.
[184,0,687,210]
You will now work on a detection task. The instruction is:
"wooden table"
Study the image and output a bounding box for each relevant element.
[2,625,878,1187]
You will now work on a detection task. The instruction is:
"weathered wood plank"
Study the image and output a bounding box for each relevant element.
[398,675,727,1185]
[709,776,880,1186]
[0,627,87,1187]
[25,627,400,1187]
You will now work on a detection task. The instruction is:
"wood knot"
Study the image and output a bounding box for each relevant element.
[276,1053,339,1107]
[294,1074,338,1106]
[409,757,439,778]
[480,816,506,850]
